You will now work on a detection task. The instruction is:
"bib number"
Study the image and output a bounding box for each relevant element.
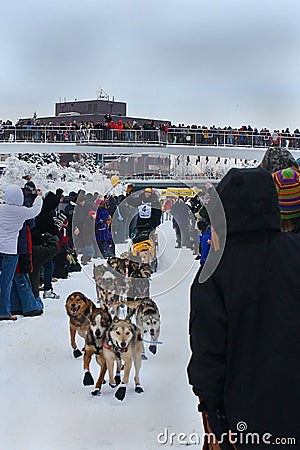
[138,202,151,219]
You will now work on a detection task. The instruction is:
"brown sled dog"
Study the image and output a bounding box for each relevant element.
[82,306,121,396]
[65,291,96,358]
[103,316,144,401]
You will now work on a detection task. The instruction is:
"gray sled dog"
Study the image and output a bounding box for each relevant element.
[93,263,124,308]
[135,298,161,358]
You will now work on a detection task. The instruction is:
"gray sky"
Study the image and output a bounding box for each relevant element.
[1,0,300,130]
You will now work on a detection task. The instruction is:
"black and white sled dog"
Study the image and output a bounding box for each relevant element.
[135,298,161,359]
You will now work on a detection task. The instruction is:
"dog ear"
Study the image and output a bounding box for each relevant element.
[101,304,109,313]
[113,316,119,323]
[130,322,137,340]
[125,317,131,324]
[87,310,94,320]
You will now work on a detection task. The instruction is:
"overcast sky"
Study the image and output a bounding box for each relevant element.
[1,0,300,130]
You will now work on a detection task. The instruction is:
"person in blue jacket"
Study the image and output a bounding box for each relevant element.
[196,217,211,265]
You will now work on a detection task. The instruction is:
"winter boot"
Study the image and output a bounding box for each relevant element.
[43,290,60,299]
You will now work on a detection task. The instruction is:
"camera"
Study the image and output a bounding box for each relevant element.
[22,181,37,207]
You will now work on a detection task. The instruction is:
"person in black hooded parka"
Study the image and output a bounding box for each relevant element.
[187,167,300,449]
[32,191,61,237]
[31,191,63,298]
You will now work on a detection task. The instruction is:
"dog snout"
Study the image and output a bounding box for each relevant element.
[71,303,76,308]
[95,329,101,338]
[150,328,155,335]
[120,342,127,348]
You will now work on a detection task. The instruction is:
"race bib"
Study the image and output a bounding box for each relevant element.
[138,202,151,219]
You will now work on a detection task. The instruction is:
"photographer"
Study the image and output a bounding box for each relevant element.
[31,190,66,299]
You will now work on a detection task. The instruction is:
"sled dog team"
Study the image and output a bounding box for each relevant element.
[65,255,161,401]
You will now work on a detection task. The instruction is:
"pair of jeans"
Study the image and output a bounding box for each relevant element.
[82,245,95,261]
[42,258,54,291]
[10,273,44,313]
[0,253,19,317]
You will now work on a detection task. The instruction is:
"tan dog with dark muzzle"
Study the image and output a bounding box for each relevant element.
[103,317,144,401]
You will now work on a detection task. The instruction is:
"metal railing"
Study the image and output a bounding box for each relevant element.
[0,126,300,149]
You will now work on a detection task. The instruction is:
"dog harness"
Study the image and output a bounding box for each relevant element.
[91,336,104,355]
[104,338,128,360]
[88,333,107,354]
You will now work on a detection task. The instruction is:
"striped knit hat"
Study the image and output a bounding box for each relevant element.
[273,168,300,219]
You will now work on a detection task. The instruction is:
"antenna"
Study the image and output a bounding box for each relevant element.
[96,87,109,100]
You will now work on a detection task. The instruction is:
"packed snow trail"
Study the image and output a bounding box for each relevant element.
[0,221,204,450]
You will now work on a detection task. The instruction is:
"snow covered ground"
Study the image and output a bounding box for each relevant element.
[0,220,204,450]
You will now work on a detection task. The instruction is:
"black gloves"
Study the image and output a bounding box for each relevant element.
[198,402,233,450]
[205,409,229,441]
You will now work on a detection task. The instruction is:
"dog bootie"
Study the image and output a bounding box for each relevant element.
[73,348,82,358]
[149,344,157,355]
[141,353,148,361]
[91,389,101,396]
[83,371,94,386]
[135,384,144,394]
[115,385,127,401]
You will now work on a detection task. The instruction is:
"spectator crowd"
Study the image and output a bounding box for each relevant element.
[1,117,300,148]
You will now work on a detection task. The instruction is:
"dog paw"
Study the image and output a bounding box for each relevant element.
[102,379,106,385]
[115,386,126,401]
[149,345,157,355]
[91,389,101,396]
[83,371,94,386]
[73,348,82,358]
[109,383,117,388]
[141,353,148,360]
[114,374,121,385]
[135,384,144,394]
